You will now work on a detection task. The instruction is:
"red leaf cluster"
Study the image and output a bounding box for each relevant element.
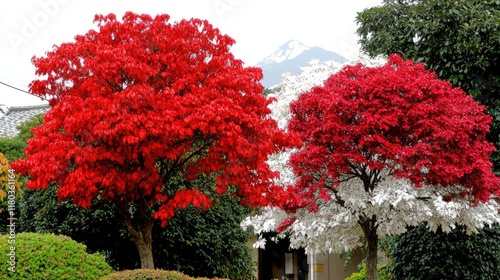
[276,217,297,233]
[11,12,297,224]
[288,54,499,205]
[154,189,212,227]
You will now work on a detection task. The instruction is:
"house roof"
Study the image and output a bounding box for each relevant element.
[0,104,50,138]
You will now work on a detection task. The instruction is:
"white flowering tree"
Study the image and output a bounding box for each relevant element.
[243,54,500,280]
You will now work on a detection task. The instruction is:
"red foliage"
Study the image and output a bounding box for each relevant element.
[276,217,297,233]
[11,12,296,225]
[288,54,499,206]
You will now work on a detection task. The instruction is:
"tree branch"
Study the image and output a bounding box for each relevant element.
[115,201,141,240]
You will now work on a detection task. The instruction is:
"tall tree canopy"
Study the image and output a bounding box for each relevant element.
[12,12,295,269]
[243,55,500,280]
[356,0,500,170]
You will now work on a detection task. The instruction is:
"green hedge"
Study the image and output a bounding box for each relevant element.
[0,232,112,279]
[101,269,228,280]
[389,225,500,280]
[0,138,26,162]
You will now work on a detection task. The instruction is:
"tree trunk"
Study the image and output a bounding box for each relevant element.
[116,201,156,269]
[131,220,155,269]
[360,216,378,280]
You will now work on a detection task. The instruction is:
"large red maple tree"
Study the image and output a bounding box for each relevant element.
[12,12,295,269]
[285,54,500,280]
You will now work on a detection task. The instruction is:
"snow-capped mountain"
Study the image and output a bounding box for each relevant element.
[259,40,310,65]
[256,39,346,88]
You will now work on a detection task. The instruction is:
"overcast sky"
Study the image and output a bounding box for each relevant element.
[0,0,382,106]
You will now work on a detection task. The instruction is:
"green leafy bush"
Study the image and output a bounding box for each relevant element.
[389,224,500,280]
[0,138,26,162]
[155,195,255,279]
[345,263,390,280]
[101,269,228,280]
[18,184,137,270]
[0,232,112,279]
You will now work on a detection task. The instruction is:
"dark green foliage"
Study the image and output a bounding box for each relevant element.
[0,232,112,280]
[356,0,500,172]
[389,225,500,280]
[18,186,255,279]
[155,195,255,280]
[101,269,228,280]
[356,0,500,97]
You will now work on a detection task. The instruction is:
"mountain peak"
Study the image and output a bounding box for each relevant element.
[259,39,310,65]
[255,39,346,88]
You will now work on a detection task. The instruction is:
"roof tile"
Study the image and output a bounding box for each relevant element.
[0,104,50,138]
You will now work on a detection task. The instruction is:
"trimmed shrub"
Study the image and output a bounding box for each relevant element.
[101,269,228,280]
[0,232,112,279]
[345,263,390,280]
[0,138,26,162]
